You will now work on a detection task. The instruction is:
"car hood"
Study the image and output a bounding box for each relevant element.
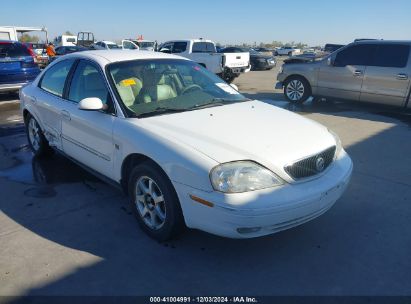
[137,100,336,180]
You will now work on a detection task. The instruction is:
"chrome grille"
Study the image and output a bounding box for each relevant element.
[285,146,336,179]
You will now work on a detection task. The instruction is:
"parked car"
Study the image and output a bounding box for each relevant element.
[93,40,139,50]
[276,40,411,108]
[159,39,250,82]
[220,47,276,70]
[0,40,41,92]
[20,50,352,240]
[24,42,49,68]
[253,47,275,56]
[49,45,87,63]
[276,46,301,56]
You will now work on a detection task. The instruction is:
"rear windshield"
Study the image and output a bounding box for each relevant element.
[192,42,216,53]
[0,43,31,58]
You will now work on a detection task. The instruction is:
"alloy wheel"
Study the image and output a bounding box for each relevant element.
[135,176,166,230]
[286,80,305,101]
[28,118,41,152]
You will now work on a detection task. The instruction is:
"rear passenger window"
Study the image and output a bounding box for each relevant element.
[172,42,187,53]
[40,59,75,97]
[334,44,376,67]
[372,45,410,68]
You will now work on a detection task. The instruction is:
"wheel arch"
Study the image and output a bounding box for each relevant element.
[120,153,168,194]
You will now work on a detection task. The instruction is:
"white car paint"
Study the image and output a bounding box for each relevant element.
[20,50,353,238]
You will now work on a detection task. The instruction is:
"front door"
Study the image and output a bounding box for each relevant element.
[360,44,411,107]
[61,60,116,179]
[317,44,375,101]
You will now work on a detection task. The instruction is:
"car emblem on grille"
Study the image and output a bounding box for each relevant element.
[315,156,325,172]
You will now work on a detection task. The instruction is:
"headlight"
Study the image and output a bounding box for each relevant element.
[279,66,284,74]
[329,129,342,157]
[210,161,283,193]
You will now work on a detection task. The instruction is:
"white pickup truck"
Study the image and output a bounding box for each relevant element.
[276,46,302,56]
[159,39,250,82]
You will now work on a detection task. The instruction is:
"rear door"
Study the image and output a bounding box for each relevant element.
[360,44,411,107]
[62,59,115,179]
[36,59,76,150]
[317,44,376,101]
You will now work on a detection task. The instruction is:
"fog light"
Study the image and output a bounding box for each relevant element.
[237,227,261,234]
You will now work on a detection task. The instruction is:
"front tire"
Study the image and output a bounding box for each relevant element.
[128,162,185,241]
[25,114,52,157]
[284,76,311,103]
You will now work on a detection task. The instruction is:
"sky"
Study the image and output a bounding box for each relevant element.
[2,0,411,46]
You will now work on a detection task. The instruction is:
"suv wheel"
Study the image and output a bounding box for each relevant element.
[284,76,311,103]
[128,162,185,241]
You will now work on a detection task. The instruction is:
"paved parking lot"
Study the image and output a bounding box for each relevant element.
[0,61,411,297]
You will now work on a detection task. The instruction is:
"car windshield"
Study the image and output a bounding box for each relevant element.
[108,59,249,118]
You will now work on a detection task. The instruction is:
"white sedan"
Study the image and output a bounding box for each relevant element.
[20,50,353,240]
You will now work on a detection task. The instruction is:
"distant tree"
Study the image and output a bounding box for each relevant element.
[19,34,40,43]
[64,31,74,36]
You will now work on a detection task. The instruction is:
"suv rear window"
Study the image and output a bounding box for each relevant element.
[0,43,31,58]
[192,42,216,53]
[372,44,410,68]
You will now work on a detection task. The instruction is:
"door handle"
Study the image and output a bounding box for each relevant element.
[353,70,363,77]
[396,73,408,80]
[60,110,71,121]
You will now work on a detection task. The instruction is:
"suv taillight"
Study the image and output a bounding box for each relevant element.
[221,55,226,68]
[25,46,38,64]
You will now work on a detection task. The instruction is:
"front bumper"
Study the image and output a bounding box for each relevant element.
[174,150,353,238]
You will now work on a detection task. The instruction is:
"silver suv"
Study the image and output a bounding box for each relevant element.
[276,40,411,109]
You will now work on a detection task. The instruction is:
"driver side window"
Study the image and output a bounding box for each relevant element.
[68,61,113,112]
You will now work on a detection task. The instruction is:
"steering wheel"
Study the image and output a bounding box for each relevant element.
[181,84,202,95]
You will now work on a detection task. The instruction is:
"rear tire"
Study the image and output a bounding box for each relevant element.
[284,76,311,104]
[128,161,185,241]
[25,114,53,157]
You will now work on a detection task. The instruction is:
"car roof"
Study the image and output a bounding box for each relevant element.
[57,50,189,66]
[354,40,411,45]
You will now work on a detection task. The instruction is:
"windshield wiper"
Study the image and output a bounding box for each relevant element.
[136,107,187,118]
[188,98,251,110]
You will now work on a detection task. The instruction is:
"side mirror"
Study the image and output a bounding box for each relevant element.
[327,57,335,66]
[230,83,239,91]
[78,97,104,111]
